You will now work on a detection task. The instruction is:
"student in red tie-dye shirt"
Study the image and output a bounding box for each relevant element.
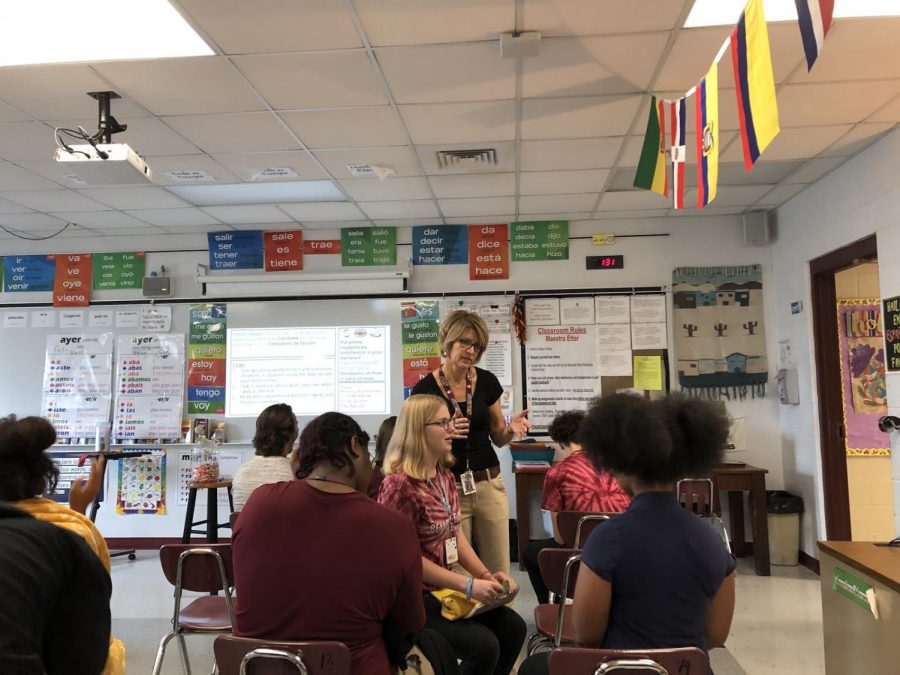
[523,409,630,604]
[379,394,526,675]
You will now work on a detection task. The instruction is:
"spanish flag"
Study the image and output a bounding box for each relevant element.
[633,96,668,197]
[695,61,719,208]
[732,0,780,171]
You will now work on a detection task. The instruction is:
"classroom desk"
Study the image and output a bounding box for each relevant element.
[711,463,770,576]
[513,462,770,575]
[513,465,550,570]
[818,541,900,674]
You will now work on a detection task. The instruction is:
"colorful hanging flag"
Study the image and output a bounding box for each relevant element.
[732,0,780,171]
[633,96,668,197]
[670,98,687,210]
[695,61,719,208]
[794,0,834,71]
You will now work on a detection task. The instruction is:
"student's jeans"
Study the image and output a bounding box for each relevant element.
[423,593,526,675]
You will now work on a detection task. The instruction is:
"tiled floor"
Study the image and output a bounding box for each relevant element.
[112,553,824,674]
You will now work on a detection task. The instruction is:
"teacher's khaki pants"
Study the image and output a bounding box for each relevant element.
[456,472,511,576]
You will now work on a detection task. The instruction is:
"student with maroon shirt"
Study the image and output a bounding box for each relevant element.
[379,394,526,675]
[523,409,630,603]
[233,412,425,675]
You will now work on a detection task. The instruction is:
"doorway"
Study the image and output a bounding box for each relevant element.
[810,235,895,541]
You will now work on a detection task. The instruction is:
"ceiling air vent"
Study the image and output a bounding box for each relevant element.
[435,148,498,170]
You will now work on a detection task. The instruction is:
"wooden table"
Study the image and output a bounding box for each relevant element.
[513,465,550,570]
[513,462,771,576]
[711,463,770,576]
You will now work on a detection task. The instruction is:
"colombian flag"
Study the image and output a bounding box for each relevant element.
[633,96,668,197]
[732,0,780,171]
[695,61,719,208]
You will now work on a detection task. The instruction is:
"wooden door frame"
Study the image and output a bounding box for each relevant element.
[809,235,878,541]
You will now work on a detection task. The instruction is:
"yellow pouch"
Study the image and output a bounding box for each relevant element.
[430,588,479,621]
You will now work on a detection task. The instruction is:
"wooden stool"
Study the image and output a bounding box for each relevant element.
[182,480,234,544]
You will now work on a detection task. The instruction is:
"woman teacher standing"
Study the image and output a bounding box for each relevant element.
[411,309,531,575]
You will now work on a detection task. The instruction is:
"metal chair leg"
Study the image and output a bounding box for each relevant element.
[176,631,192,675]
[152,632,175,675]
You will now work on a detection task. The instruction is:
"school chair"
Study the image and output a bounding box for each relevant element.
[556,511,614,548]
[152,544,235,675]
[527,548,581,656]
[548,646,708,675]
[676,478,732,553]
[214,636,352,675]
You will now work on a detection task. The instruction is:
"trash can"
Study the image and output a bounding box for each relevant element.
[766,490,803,566]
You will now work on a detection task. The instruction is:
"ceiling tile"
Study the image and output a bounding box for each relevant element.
[233,52,387,109]
[415,141,517,175]
[706,184,774,208]
[753,183,808,208]
[164,113,301,154]
[126,208,222,227]
[86,226,169,236]
[794,18,900,83]
[170,181,343,206]
[142,155,241,186]
[0,65,146,120]
[354,0,515,47]
[0,212,67,229]
[593,209,669,219]
[522,0,684,35]
[666,206,747,217]
[0,197,33,214]
[438,197,516,217]
[157,223,233,234]
[4,189,109,213]
[399,101,517,145]
[299,220,370,231]
[784,156,845,184]
[869,95,900,123]
[0,162,65,190]
[596,191,671,211]
[179,0,362,53]
[0,100,31,123]
[358,200,440,219]
[520,169,609,194]
[428,173,515,199]
[821,123,896,156]
[339,177,433,201]
[778,82,899,127]
[201,205,294,225]
[520,138,624,171]
[607,168,638,191]
[96,57,264,116]
[377,43,516,104]
[519,193,599,214]
[521,95,641,139]
[51,211,157,230]
[372,218,444,228]
[715,160,804,186]
[720,125,849,163]
[47,116,202,157]
[0,122,60,161]
[281,107,408,149]
[212,151,329,181]
[313,147,422,178]
[522,34,668,98]
[7,225,97,237]
[278,202,367,221]
[78,186,189,210]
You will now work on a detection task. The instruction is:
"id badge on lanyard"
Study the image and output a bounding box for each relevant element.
[460,466,476,495]
[439,367,477,495]
[444,536,459,565]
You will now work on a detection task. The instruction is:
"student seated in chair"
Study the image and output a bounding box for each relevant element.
[519,393,736,675]
[232,403,298,511]
[232,412,425,675]
[522,409,630,603]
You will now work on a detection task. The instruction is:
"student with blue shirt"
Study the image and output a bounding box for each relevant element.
[520,392,736,675]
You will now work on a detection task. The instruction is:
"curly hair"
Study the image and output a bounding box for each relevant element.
[548,409,585,446]
[578,393,729,485]
[0,415,59,501]
[373,416,397,468]
[295,412,368,479]
[252,403,297,457]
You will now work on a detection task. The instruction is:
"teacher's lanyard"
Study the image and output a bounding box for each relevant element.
[427,477,452,518]
[438,367,472,421]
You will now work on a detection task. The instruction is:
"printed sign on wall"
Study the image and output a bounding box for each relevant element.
[3,254,55,292]
[401,300,441,399]
[341,227,397,266]
[511,221,569,261]
[413,225,468,265]
[53,254,91,307]
[264,230,303,271]
[468,224,509,280]
[188,304,227,415]
[208,231,264,270]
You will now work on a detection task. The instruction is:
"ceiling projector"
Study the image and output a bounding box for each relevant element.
[53,143,153,186]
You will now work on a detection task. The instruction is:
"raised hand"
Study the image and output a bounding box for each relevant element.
[69,455,106,515]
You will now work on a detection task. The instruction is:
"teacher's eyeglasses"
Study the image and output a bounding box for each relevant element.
[424,418,454,431]
[456,338,483,353]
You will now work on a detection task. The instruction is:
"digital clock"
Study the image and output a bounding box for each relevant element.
[585,255,624,270]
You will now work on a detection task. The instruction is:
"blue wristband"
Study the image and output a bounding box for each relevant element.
[465,576,474,600]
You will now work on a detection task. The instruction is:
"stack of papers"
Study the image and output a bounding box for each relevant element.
[514,460,551,470]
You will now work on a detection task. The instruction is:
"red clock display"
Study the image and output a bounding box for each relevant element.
[585,255,624,270]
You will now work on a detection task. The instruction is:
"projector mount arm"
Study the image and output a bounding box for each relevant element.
[54,90,128,160]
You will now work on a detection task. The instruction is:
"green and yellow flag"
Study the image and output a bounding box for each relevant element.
[633,96,668,196]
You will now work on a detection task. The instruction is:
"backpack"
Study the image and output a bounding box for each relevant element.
[400,629,458,675]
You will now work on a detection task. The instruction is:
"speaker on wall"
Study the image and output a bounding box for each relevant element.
[743,210,771,246]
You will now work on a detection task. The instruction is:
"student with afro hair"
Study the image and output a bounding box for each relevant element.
[520,393,736,675]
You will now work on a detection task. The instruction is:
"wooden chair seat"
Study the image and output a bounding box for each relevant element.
[178,595,233,631]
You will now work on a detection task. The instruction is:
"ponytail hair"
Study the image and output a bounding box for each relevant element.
[579,393,728,484]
